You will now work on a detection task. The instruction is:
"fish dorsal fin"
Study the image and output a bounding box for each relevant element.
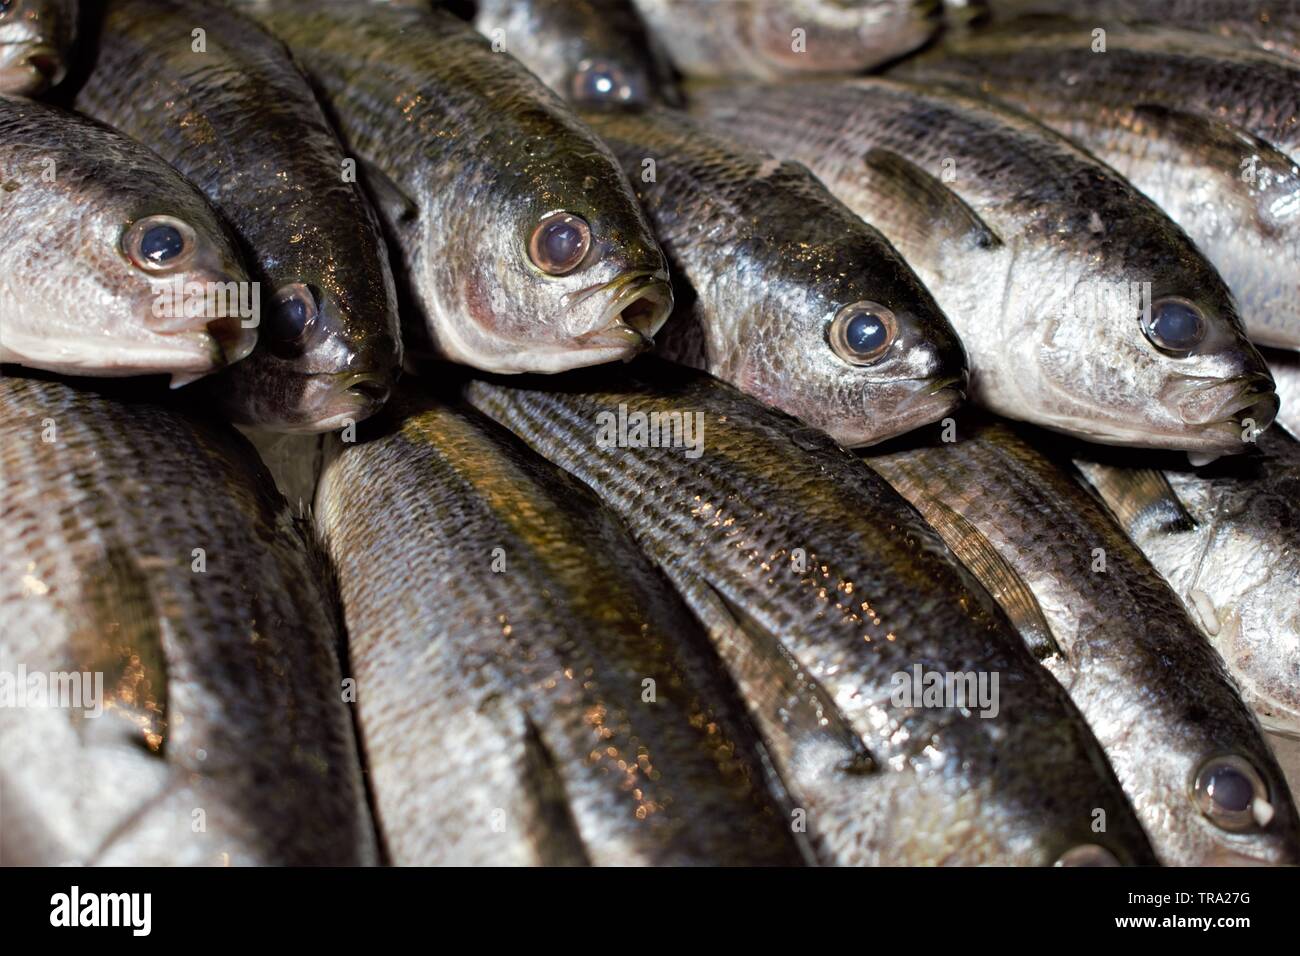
[1075,463,1198,535]
[917,498,1062,661]
[358,156,418,226]
[862,147,1002,251]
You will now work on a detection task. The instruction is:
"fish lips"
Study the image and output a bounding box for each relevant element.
[1174,373,1281,451]
[572,271,673,356]
[0,44,65,94]
[840,371,968,448]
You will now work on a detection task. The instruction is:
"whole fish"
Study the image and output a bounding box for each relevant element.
[0,0,76,95]
[584,107,967,448]
[1077,431,1300,740]
[466,361,1156,866]
[315,386,805,866]
[0,94,255,384]
[631,0,940,79]
[866,414,1300,864]
[236,0,673,374]
[692,80,1279,456]
[475,0,681,107]
[897,24,1300,350]
[1265,346,1300,436]
[76,0,401,432]
[0,373,376,865]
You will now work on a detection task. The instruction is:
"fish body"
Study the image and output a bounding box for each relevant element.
[1077,431,1300,739]
[315,387,804,865]
[0,0,77,95]
[867,414,1300,864]
[466,362,1155,866]
[584,107,967,448]
[0,373,376,865]
[236,0,673,374]
[631,0,940,79]
[475,0,680,107]
[0,93,255,384]
[76,0,401,432]
[898,24,1300,350]
[691,79,1279,455]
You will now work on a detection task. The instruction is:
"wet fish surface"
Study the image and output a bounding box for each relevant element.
[1265,346,1300,436]
[237,0,673,374]
[0,93,255,383]
[0,372,376,865]
[315,385,804,866]
[897,23,1300,350]
[1077,431,1300,741]
[76,0,402,432]
[692,79,1279,455]
[585,107,967,448]
[0,0,77,95]
[466,361,1156,866]
[866,413,1300,864]
[632,0,940,79]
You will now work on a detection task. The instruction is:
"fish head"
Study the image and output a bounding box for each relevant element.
[0,0,74,95]
[452,131,673,373]
[742,0,941,76]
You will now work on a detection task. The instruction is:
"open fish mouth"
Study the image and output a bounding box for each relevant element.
[293,372,394,433]
[0,45,66,93]
[575,271,673,353]
[1178,374,1280,444]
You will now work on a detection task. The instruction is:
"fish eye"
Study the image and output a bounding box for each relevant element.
[1143,296,1206,356]
[268,282,319,350]
[1192,756,1270,831]
[571,59,639,104]
[828,301,897,365]
[528,211,591,276]
[0,0,18,20]
[1054,845,1120,867]
[123,215,198,273]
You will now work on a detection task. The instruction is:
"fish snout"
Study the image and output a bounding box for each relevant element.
[1177,373,1279,436]
[575,272,673,354]
[0,45,64,94]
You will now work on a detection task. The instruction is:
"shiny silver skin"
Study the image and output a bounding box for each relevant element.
[1266,346,1300,436]
[585,107,968,448]
[632,0,941,79]
[0,94,255,384]
[237,0,673,374]
[466,362,1157,866]
[315,387,806,865]
[867,413,1300,864]
[0,373,377,865]
[898,23,1300,350]
[693,79,1279,455]
[1077,431,1300,740]
[0,0,76,95]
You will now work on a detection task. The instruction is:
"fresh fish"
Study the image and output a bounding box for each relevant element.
[631,0,941,79]
[0,0,76,95]
[1076,430,1300,739]
[584,107,967,448]
[76,0,401,432]
[692,79,1280,455]
[466,361,1156,866]
[1264,346,1300,436]
[475,0,681,107]
[897,24,1300,350]
[866,413,1300,864]
[236,0,673,374]
[315,386,805,866]
[0,93,255,384]
[0,372,376,865]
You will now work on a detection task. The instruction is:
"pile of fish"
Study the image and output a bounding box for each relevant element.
[1,0,1298,867]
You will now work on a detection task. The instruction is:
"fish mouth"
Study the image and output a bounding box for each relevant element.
[205,315,258,367]
[843,372,968,448]
[1175,373,1280,449]
[0,45,65,93]
[575,272,673,355]
[295,372,394,433]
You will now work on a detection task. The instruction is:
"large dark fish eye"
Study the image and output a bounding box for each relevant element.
[1054,845,1120,866]
[0,0,18,20]
[828,301,897,365]
[1192,756,1269,832]
[123,215,198,273]
[570,59,640,105]
[528,211,592,276]
[268,282,319,349]
[1142,297,1207,356]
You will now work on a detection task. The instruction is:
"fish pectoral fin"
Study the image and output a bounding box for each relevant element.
[861,147,1002,252]
[1130,104,1295,183]
[519,712,591,867]
[1075,462,1197,535]
[358,156,419,226]
[915,498,1062,662]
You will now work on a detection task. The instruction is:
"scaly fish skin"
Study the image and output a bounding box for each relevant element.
[466,361,1156,866]
[237,0,673,374]
[0,373,376,865]
[632,0,941,79]
[0,94,255,383]
[0,0,76,95]
[77,0,402,432]
[692,79,1279,455]
[315,387,804,866]
[867,414,1300,865]
[585,107,967,448]
[897,24,1300,350]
